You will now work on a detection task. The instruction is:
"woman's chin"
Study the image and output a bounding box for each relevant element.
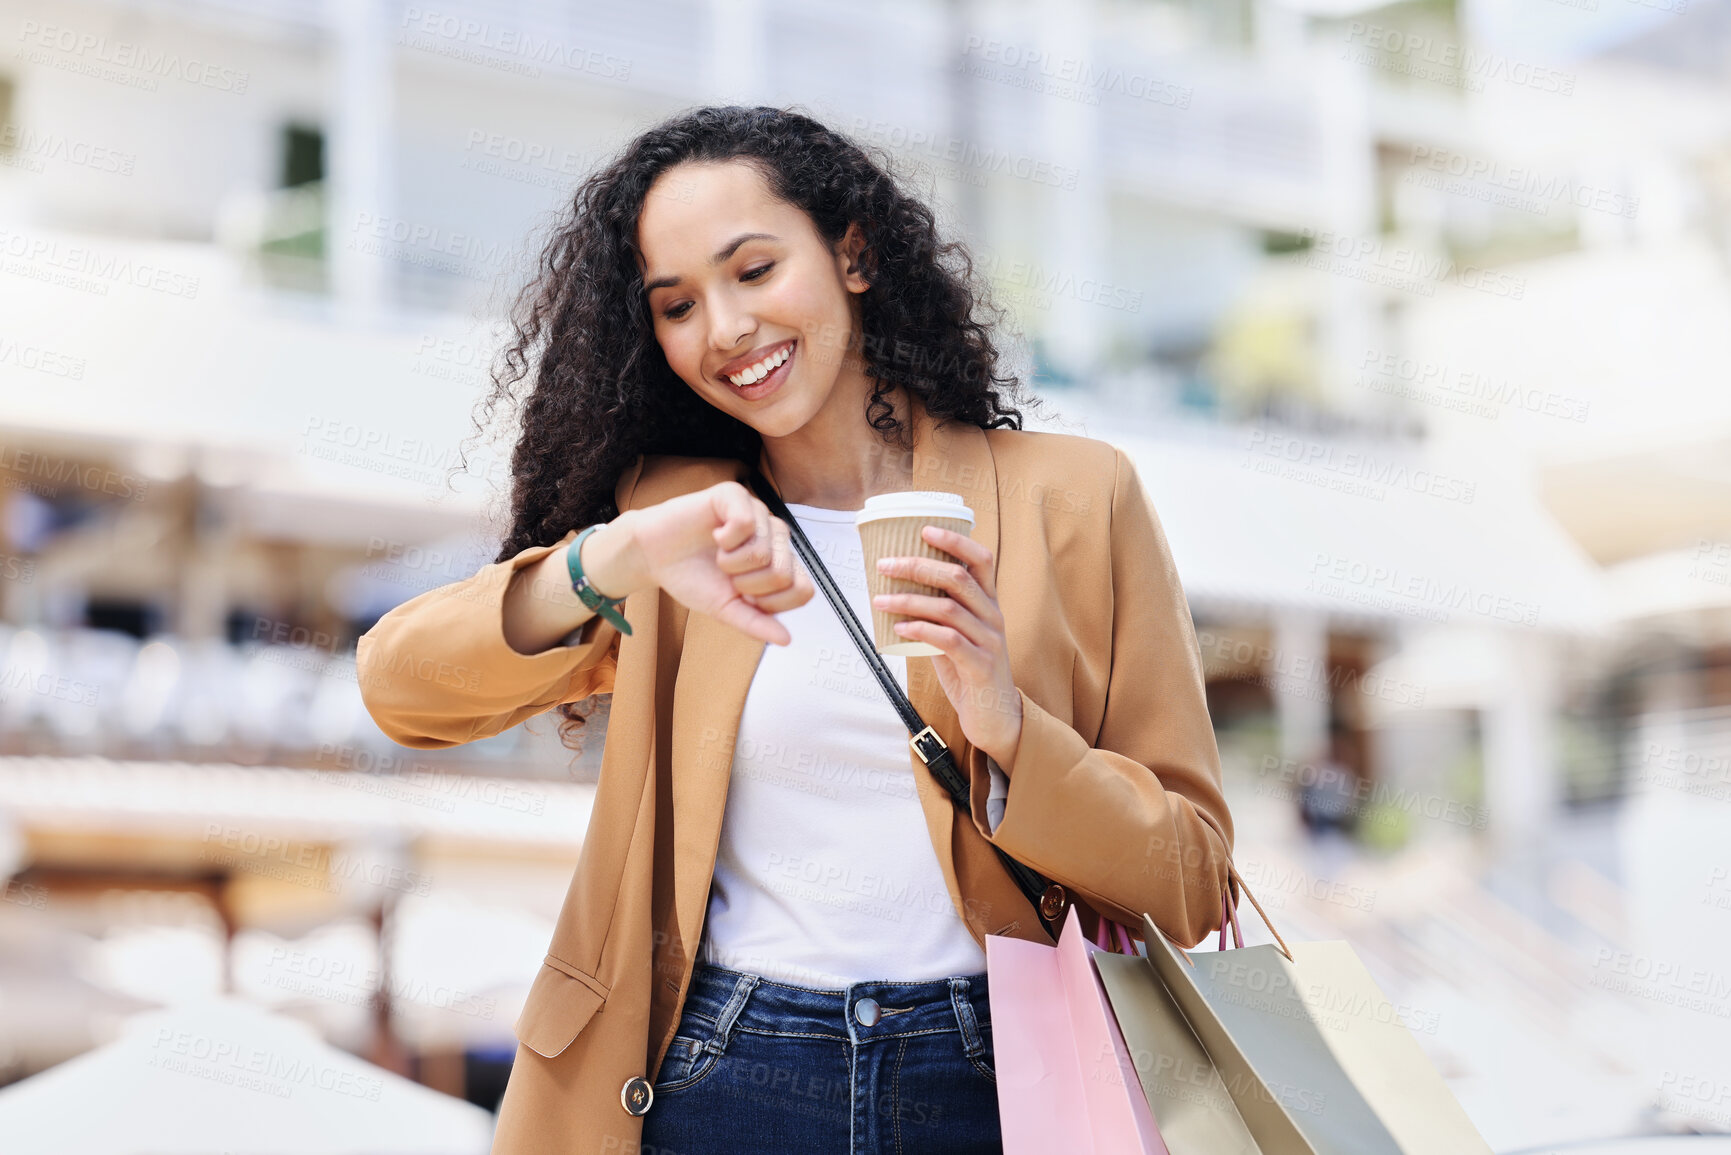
[747,391,830,441]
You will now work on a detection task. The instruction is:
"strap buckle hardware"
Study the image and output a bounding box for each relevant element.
[909,725,948,765]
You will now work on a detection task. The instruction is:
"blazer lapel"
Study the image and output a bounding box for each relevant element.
[668,607,764,953]
[884,416,1047,940]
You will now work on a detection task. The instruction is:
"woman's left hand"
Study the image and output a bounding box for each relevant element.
[871,526,1023,770]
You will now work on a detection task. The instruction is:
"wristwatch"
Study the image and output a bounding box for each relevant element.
[566,523,634,636]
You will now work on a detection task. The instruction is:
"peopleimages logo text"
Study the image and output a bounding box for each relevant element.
[16,20,251,92]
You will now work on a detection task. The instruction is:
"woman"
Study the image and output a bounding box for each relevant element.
[358,105,1234,1155]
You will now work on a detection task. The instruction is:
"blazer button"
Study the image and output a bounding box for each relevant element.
[855,997,881,1026]
[1039,883,1067,922]
[621,1075,654,1116]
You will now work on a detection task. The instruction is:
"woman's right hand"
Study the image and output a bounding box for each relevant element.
[627,481,815,646]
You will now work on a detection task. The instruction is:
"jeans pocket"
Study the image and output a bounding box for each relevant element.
[653,1032,723,1095]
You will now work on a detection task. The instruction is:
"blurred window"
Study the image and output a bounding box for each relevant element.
[85,599,162,640]
[280,122,323,189]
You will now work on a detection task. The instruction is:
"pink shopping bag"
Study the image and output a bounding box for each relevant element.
[986,904,1169,1154]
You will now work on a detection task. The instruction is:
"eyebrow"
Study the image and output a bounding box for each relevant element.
[642,232,779,294]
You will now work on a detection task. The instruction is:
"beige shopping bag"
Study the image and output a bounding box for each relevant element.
[1091,868,1491,1155]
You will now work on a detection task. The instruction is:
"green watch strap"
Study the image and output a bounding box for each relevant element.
[566,523,634,637]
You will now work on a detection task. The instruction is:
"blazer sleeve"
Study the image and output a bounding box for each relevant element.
[963,445,1234,947]
[355,457,645,750]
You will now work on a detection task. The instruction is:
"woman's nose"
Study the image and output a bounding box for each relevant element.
[709,307,755,354]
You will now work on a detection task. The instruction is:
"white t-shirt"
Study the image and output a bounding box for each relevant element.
[697,501,1009,989]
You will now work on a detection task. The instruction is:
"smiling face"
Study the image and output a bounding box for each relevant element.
[637,159,874,442]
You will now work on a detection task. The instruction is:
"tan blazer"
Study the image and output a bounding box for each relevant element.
[356,395,1234,1155]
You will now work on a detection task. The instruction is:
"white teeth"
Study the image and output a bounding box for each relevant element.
[727,344,791,387]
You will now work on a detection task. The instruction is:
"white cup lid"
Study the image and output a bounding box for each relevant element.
[855,490,975,528]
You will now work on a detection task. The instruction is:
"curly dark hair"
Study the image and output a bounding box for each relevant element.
[466,103,1049,752]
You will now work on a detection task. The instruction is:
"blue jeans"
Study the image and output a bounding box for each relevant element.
[637,961,1002,1154]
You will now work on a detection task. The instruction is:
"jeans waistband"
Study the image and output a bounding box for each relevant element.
[677,961,993,1056]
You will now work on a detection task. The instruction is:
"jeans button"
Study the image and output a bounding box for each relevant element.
[621,1075,654,1116]
[855,997,881,1026]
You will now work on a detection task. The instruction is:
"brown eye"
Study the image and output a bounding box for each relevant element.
[741,262,773,281]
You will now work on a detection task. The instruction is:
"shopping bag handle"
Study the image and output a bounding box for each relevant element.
[1220,861,1295,963]
[1140,857,1296,965]
[1090,911,1139,955]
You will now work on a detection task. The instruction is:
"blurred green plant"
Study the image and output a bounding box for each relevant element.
[1355,798,1412,853]
[257,180,327,293]
[1204,297,1321,417]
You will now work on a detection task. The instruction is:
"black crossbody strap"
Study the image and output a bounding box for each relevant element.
[745,468,1064,941]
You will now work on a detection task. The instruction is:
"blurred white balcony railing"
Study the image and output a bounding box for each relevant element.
[0,623,600,777]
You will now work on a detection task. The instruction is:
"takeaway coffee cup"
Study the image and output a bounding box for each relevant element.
[856,491,976,656]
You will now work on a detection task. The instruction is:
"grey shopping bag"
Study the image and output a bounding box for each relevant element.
[1091,866,1491,1155]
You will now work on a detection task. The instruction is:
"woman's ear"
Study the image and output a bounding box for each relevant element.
[837,221,872,292]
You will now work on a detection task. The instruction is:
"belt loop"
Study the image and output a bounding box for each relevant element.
[700,971,760,1058]
[948,976,984,1059]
